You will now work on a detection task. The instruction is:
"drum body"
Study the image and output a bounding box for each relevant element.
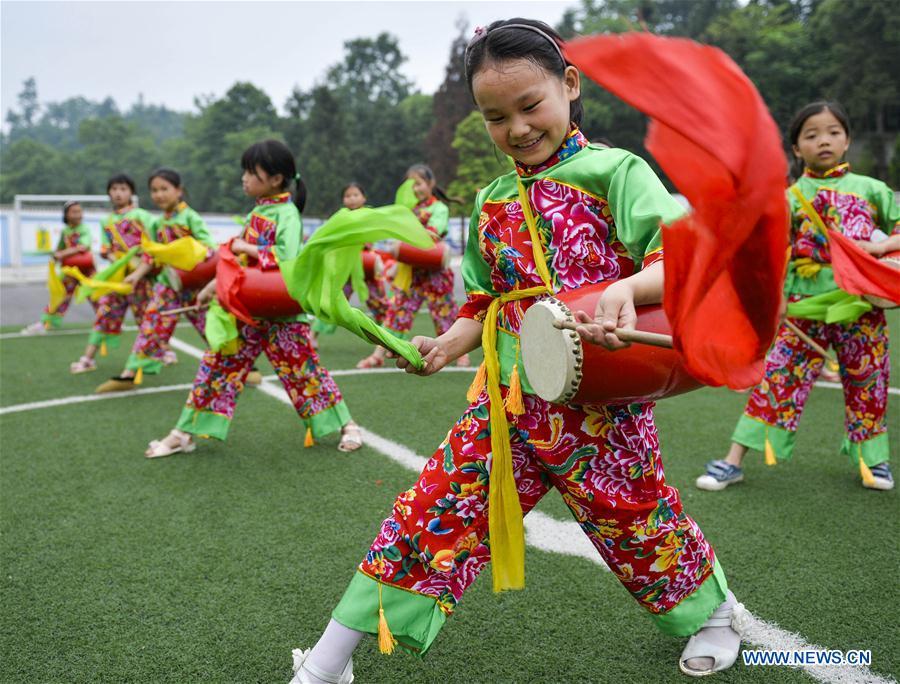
[520,282,700,405]
[237,267,302,319]
[173,252,219,291]
[863,250,900,309]
[61,251,95,277]
[361,250,383,279]
[393,241,449,270]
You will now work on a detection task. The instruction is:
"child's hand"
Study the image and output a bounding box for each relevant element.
[392,336,448,376]
[197,279,216,306]
[230,238,252,255]
[123,272,141,285]
[573,281,637,350]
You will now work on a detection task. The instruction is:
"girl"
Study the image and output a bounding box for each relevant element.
[291,20,744,682]
[70,175,154,374]
[22,201,94,334]
[145,140,363,457]
[697,101,899,492]
[355,165,471,368]
[96,168,215,393]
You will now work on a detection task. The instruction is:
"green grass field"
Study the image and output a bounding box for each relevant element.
[1,313,898,683]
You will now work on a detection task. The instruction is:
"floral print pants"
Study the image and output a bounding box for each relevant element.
[92,279,152,337]
[43,275,96,324]
[128,283,206,368]
[383,267,458,337]
[741,309,889,452]
[358,388,718,620]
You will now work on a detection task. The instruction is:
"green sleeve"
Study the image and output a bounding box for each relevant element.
[427,201,450,237]
[274,206,302,262]
[606,153,685,264]
[100,217,111,248]
[76,224,92,248]
[134,208,154,234]
[870,180,900,235]
[461,190,497,297]
[186,208,216,248]
[55,230,67,251]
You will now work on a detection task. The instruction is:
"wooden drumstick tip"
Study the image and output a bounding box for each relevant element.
[552,319,673,349]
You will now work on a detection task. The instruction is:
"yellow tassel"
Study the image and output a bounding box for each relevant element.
[133,367,143,385]
[764,431,777,466]
[504,364,525,415]
[467,362,487,403]
[377,582,396,655]
[100,341,108,357]
[859,449,875,487]
[304,427,314,448]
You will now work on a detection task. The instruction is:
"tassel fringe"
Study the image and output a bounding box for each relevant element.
[467,362,487,403]
[133,367,143,385]
[764,430,777,466]
[304,427,314,448]
[377,581,396,655]
[100,341,108,357]
[504,364,525,415]
[859,449,875,487]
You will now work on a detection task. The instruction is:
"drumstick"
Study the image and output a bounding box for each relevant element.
[159,303,209,316]
[552,320,673,349]
[783,319,839,371]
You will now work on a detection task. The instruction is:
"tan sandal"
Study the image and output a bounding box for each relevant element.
[145,429,196,459]
[337,423,363,452]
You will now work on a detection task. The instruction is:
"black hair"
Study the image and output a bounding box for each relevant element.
[406,163,460,205]
[62,200,80,225]
[241,139,307,213]
[148,167,183,188]
[341,182,366,199]
[106,173,136,194]
[787,100,851,177]
[464,18,583,128]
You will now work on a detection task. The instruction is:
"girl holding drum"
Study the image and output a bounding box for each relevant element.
[291,19,744,682]
[697,101,899,493]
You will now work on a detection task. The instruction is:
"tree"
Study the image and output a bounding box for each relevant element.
[5,77,40,130]
[447,111,514,217]
[0,139,76,202]
[424,18,475,187]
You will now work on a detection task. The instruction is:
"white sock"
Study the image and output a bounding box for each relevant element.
[303,619,365,682]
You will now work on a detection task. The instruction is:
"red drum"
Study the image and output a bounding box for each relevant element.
[173,252,219,291]
[361,250,383,279]
[393,241,449,270]
[61,251,95,276]
[519,282,701,405]
[863,250,900,309]
[233,267,302,319]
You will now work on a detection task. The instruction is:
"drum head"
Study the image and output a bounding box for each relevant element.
[520,298,582,404]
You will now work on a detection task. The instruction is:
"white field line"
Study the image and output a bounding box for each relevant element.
[174,335,896,684]
[2,334,894,682]
[0,383,193,415]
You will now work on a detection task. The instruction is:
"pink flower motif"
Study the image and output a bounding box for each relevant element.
[530,180,576,221]
[549,202,620,288]
[455,494,485,520]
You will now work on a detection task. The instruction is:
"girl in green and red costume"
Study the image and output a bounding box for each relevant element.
[22,201,96,335]
[356,165,471,369]
[70,174,155,374]
[144,140,362,457]
[96,168,215,393]
[290,20,746,683]
[697,101,899,493]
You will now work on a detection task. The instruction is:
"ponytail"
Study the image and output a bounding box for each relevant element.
[293,174,307,214]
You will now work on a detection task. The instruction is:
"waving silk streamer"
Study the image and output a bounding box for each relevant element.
[140,234,208,271]
[826,231,900,305]
[566,34,789,389]
[279,205,434,370]
[215,242,256,326]
[46,261,67,314]
[69,246,140,302]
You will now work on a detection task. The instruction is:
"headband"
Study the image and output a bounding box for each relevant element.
[466,23,566,65]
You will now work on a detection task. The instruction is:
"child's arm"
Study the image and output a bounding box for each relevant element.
[124,260,154,285]
[394,317,483,376]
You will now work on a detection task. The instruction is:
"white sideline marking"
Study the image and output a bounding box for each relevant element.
[0,383,193,415]
[171,336,895,684]
[3,334,894,682]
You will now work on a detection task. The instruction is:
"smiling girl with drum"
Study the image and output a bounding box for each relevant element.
[290,19,746,682]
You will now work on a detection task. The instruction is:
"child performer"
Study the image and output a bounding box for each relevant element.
[70,175,154,374]
[291,20,745,683]
[356,166,471,369]
[144,140,362,457]
[22,201,94,334]
[697,101,899,492]
[96,168,215,393]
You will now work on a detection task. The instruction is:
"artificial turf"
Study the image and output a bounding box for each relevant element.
[1,313,897,683]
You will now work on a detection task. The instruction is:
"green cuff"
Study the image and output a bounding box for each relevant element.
[41,312,63,327]
[332,571,447,656]
[125,354,163,374]
[307,400,351,439]
[176,406,231,441]
[841,432,890,467]
[89,330,122,349]
[650,560,728,637]
[732,414,796,461]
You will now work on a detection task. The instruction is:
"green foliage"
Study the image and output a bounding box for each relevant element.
[447,111,514,217]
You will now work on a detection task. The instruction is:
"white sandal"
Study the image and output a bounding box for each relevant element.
[70,356,97,374]
[679,591,749,677]
[145,429,196,459]
[337,423,363,452]
[290,648,354,684]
